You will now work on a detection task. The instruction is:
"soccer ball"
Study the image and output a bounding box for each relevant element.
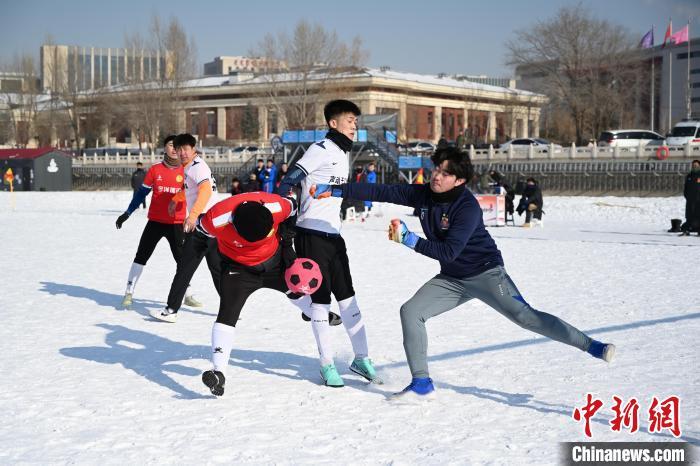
[284,258,323,295]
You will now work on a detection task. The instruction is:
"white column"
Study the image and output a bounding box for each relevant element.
[258,106,268,141]
[488,111,497,142]
[217,107,226,140]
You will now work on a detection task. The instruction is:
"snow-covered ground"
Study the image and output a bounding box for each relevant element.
[1,192,698,465]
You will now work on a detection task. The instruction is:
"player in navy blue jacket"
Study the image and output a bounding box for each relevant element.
[310,146,615,398]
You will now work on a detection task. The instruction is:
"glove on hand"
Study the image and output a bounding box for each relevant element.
[116,212,130,229]
[388,219,419,249]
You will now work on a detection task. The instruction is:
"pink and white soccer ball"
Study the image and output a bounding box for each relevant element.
[284,258,323,295]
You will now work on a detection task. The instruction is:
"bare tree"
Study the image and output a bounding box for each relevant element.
[253,20,368,130]
[506,5,637,144]
[1,54,41,147]
[121,16,198,150]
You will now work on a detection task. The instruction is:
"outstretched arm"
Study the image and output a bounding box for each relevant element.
[116,186,152,229]
[310,182,423,208]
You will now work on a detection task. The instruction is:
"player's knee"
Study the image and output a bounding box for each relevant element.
[400,301,423,323]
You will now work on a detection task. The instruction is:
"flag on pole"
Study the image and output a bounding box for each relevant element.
[663,19,672,46]
[669,25,689,45]
[639,28,654,48]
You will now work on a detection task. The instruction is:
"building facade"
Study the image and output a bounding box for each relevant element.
[516,36,700,135]
[203,56,283,76]
[176,68,545,145]
[40,44,169,92]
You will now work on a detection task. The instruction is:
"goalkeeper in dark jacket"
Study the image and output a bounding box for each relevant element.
[310,146,615,398]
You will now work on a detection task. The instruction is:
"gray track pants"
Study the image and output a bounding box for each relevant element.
[400,266,592,378]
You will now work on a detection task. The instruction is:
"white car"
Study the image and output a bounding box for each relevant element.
[597,130,665,148]
[232,145,259,154]
[499,138,562,152]
[666,120,700,146]
[407,141,436,153]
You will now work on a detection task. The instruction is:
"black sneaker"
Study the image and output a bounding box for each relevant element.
[328,311,342,326]
[301,311,342,326]
[202,370,225,396]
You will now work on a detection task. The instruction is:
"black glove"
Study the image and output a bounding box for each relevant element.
[116,212,130,229]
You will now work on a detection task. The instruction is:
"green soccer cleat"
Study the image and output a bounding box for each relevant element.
[121,293,133,308]
[320,363,344,388]
[183,295,203,308]
[350,357,382,384]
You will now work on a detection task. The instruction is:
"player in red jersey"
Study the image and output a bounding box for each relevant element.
[115,135,200,308]
[197,191,325,396]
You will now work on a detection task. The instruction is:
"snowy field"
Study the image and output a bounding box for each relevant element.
[1,191,698,465]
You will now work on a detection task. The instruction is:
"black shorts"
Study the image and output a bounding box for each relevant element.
[134,220,185,265]
[216,249,300,327]
[294,230,355,305]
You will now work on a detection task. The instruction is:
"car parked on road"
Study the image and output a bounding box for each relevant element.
[499,138,563,152]
[666,120,700,146]
[597,130,665,148]
[232,145,259,154]
[407,141,436,153]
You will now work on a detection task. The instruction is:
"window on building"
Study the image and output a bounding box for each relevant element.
[691,68,700,75]
[692,82,700,88]
[677,51,700,60]
[268,110,278,135]
[207,111,216,136]
[191,112,199,135]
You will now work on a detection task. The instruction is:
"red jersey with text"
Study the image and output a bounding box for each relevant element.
[200,192,294,266]
[142,162,186,224]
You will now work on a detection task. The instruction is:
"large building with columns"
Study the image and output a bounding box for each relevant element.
[175,67,546,145]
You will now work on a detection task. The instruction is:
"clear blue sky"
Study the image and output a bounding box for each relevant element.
[2,0,698,77]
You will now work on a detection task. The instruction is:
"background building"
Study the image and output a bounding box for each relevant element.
[40,44,170,92]
[203,56,283,76]
[516,36,700,135]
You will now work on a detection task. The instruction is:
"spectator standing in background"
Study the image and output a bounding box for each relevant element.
[682,160,700,236]
[131,162,147,209]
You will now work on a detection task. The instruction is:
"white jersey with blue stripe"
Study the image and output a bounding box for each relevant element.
[296,138,349,234]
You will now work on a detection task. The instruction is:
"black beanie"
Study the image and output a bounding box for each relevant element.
[232,201,273,242]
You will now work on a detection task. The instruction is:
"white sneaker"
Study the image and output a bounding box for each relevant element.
[150,307,178,323]
[602,344,616,363]
[183,295,203,307]
[121,293,133,308]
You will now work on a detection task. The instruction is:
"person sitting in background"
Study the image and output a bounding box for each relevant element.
[517,177,543,228]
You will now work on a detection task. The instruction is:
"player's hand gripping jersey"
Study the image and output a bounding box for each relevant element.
[198,192,296,266]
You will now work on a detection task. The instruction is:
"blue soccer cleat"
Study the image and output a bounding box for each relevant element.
[320,363,344,388]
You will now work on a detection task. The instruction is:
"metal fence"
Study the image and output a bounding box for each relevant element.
[472,160,691,196]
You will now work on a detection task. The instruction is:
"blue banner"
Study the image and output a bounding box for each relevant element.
[398,156,423,169]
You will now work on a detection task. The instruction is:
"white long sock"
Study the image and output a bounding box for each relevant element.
[288,294,312,319]
[211,322,236,374]
[338,296,368,359]
[125,262,144,294]
[309,303,335,366]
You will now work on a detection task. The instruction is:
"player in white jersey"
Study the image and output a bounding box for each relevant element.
[151,133,222,323]
[278,100,379,387]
